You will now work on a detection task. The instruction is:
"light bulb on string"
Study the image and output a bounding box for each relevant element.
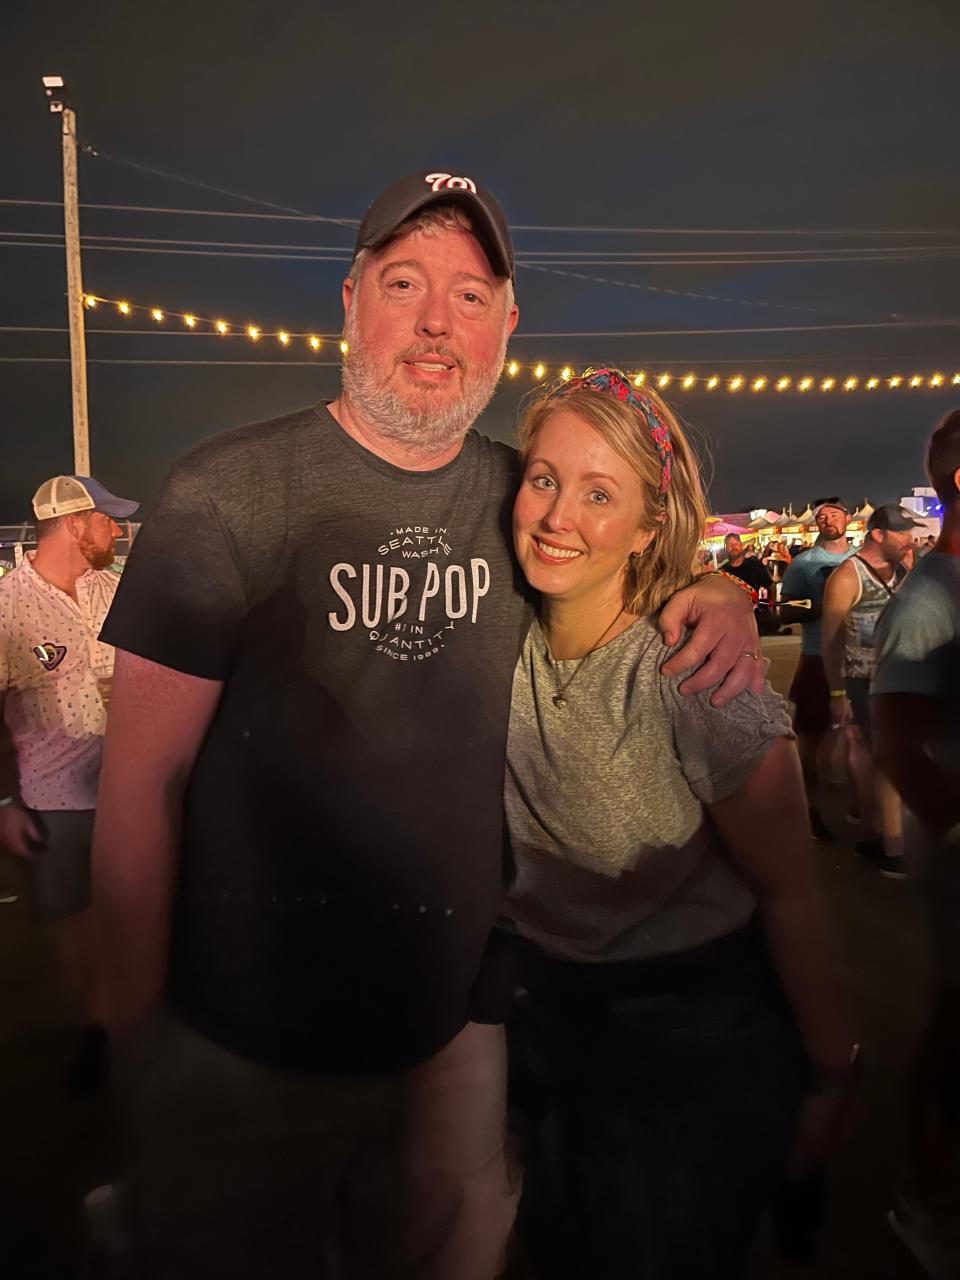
[843,377,858,391]
[117,301,130,315]
[682,374,696,389]
[215,320,228,335]
[633,372,646,387]
[83,294,97,309]
[930,374,945,387]
[560,366,573,382]
[278,331,291,346]
[308,335,321,351]
[821,378,836,392]
[751,377,766,392]
[909,375,923,388]
[866,378,879,390]
[534,363,546,379]
[798,377,813,392]
[248,326,261,342]
[507,360,519,377]
[706,376,719,390]
[888,375,903,387]
[728,376,744,392]
[952,374,960,386]
[340,339,349,355]
[183,314,197,329]
[776,377,791,392]
[657,373,671,388]
[151,308,164,323]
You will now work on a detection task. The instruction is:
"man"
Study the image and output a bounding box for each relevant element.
[722,533,774,596]
[821,505,922,878]
[93,170,761,1280]
[0,475,138,1089]
[873,412,960,1275]
[780,498,855,839]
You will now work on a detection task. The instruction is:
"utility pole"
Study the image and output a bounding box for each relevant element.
[42,75,90,475]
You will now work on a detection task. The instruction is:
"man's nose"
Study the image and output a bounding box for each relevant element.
[415,289,452,341]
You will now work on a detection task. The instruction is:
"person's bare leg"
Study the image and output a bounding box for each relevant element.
[845,728,877,840]
[397,1022,518,1280]
[876,772,905,859]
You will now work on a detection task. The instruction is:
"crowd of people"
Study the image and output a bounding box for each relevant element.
[0,169,958,1280]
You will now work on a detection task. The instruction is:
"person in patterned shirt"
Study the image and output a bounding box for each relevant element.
[0,474,138,1091]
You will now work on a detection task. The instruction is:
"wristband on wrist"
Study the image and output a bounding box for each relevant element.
[830,689,847,699]
[711,570,755,598]
[0,795,18,808]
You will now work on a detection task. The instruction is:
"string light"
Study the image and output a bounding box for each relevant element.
[339,339,349,355]
[74,295,958,392]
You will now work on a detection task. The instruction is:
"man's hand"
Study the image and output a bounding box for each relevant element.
[660,575,763,707]
[0,803,43,859]
[829,695,853,729]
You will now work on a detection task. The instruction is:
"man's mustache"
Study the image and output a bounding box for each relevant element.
[395,343,466,374]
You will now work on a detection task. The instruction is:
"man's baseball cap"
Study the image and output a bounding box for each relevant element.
[867,503,926,532]
[353,171,515,281]
[32,475,139,521]
[812,496,850,516]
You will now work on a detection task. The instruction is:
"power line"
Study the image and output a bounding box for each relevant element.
[4,195,954,239]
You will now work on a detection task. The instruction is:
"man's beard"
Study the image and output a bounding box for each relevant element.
[79,535,115,570]
[340,309,508,454]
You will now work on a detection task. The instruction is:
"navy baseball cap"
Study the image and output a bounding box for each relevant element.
[32,475,139,521]
[867,503,925,532]
[353,170,515,281]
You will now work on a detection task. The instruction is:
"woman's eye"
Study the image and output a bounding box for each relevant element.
[590,489,610,504]
[530,475,555,491]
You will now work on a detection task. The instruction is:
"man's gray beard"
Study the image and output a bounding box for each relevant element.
[340,313,508,454]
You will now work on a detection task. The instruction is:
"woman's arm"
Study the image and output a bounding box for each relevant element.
[708,737,856,1079]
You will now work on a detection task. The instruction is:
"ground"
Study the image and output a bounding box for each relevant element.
[0,633,931,1277]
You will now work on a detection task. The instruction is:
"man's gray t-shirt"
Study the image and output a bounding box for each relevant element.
[502,618,792,963]
[101,404,532,1072]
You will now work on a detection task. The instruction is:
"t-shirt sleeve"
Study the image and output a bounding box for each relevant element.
[780,557,808,600]
[659,650,795,804]
[872,583,957,697]
[100,462,248,680]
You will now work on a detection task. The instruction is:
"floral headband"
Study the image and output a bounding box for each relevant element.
[549,367,674,500]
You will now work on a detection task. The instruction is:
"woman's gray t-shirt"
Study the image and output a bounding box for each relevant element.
[502,617,793,963]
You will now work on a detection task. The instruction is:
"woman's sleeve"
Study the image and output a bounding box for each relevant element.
[660,649,795,804]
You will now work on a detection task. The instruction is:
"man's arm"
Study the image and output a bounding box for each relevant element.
[93,649,223,1035]
[873,694,959,834]
[821,562,859,725]
[659,573,764,708]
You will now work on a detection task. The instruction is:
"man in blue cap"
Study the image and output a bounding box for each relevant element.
[0,474,138,1091]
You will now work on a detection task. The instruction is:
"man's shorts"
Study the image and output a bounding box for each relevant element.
[789,654,831,735]
[26,809,95,918]
[845,676,872,748]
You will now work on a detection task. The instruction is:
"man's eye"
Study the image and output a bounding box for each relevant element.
[388,279,413,291]
[463,292,484,305]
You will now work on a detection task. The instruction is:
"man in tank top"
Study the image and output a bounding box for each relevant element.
[822,504,923,876]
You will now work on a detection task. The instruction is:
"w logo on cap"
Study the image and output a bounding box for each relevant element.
[33,642,67,671]
[425,173,478,194]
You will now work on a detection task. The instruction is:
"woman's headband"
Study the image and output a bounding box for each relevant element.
[548,367,674,499]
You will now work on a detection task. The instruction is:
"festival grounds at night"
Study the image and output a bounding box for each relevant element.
[0,632,933,1279]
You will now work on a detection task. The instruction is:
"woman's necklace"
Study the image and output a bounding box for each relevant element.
[545,609,626,709]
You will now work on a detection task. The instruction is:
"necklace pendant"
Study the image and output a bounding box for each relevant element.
[552,693,568,709]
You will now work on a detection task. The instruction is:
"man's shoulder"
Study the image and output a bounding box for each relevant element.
[172,403,326,485]
[464,430,519,475]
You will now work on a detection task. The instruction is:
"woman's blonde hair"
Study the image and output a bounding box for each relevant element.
[518,377,708,617]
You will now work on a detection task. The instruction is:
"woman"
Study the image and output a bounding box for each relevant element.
[501,370,856,1279]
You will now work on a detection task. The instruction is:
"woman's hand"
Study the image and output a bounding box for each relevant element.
[659,574,763,707]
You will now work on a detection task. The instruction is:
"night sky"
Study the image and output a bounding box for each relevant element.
[3,0,958,522]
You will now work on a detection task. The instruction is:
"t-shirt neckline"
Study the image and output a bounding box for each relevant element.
[314,402,475,482]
